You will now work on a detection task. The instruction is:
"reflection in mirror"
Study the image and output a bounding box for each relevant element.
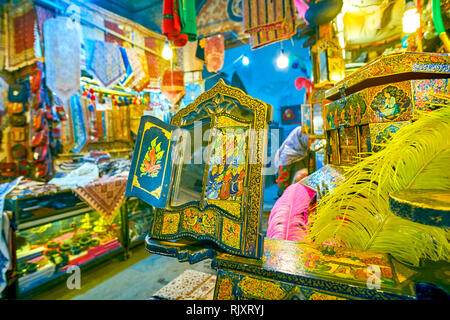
[205,127,248,202]
[313,103,324,136]
[169,118,211,207]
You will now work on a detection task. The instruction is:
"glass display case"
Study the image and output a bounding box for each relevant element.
[15,209,122,295]
[127,198,153,245]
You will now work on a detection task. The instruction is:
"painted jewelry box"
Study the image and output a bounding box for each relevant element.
[212,238,417,300]
[322,52,450,166]
[125,80,273,259]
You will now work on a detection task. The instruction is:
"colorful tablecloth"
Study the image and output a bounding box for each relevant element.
[153,269,216,300]
[73,175,128,224]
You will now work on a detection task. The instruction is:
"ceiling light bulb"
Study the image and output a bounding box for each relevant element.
[402,6,420,34]
[162,42,172,60]
[276,52,289,69]
[242,55,250,66]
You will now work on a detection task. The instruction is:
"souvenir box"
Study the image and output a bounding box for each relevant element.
[323,52,450,165]
[212,238,417,300]
[126,80,273,260]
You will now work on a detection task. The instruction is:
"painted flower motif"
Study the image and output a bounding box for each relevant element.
[140,137,165,177]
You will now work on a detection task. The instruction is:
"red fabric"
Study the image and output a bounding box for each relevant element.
[162,0,188,47]
[13,9,35,55]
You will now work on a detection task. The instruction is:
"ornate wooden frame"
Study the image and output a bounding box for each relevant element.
[128,80,272,259]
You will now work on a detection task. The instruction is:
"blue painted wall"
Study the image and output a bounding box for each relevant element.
[203,39,312,141]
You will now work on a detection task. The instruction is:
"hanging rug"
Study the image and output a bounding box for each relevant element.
[44,16,81,101]
[161,70,185,105]
[87,40,126,88]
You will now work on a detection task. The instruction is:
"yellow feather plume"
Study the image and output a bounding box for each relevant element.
[307,105,450,267]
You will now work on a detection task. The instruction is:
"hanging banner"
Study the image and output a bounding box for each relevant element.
[205,34,224,73]
[161,70,185,105]
[44,16,81,102]
[243,0,299,49]
[87,40,126,88]
[4,1,36,71]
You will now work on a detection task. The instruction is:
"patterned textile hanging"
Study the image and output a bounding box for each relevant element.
[161,70,185,105]
[69,95,87,154]
[43,17,81,102]
[144,37,161,87]
[123,48,148,90]
[134,53,151,92]
[183,40,204,72]
[205,34,224,73]
[4,1,36,71]
[34,5,54,44]
[86,40,126,88]
[242,0,298,49]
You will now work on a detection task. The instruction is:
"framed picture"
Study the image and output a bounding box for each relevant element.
[327,129,340,165]
[301,104,312,135]
[318,50,329,83]
[312,102,324,137]
[280,105,301,125]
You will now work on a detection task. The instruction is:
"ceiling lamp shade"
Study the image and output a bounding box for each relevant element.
[304,0,343,26]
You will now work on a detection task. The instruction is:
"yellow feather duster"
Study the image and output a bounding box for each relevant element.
[307,105,450,267]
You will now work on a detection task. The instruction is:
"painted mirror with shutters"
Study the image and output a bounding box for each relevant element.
[125,80,273,259]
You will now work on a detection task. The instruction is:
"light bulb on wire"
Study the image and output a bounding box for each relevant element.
[242,55,250,66]
[402,1,420,34]
[162,42,173,60]
[276,51,289,69]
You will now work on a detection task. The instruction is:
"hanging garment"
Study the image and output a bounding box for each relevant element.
[161,70,185,105]
[87,40,126,88]
[242,0,298,49]
[73,175,128,224]
[44,17,81,102]
[178,0,197,41]
[5,1,36,71]
[205,34,224,73]
[183,40,204,72]
[162,0,188,47]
